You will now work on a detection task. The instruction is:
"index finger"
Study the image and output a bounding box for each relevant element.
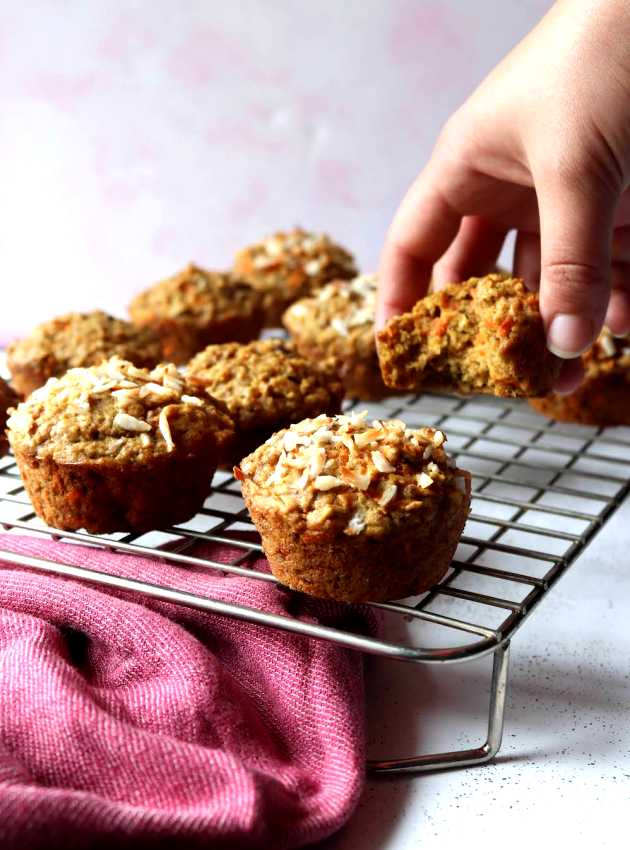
[376,170,461,330]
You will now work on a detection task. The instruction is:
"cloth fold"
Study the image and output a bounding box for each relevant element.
[0,534,372,849]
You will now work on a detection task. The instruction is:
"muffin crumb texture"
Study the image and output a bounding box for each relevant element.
[283,273,390,400]
[237,411,470,601]
[530,329,630,424]
[234,228,357,326]
[7,357,234,533]
[377,274,561,398]
[0,378,18,457]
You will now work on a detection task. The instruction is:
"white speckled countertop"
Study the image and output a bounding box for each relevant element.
[322,490,630,850]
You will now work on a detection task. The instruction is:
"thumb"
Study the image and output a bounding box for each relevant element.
[537,172,617,358]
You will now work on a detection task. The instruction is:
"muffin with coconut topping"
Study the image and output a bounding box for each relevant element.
[187,339,344,466]
[529,329,630,424]
[7,356,234,533]
[7,310,162,398]
[128,264,264,364]
[283,273,391,400]
[235,411,471,602]
[233,227,357,326]
[0,378,18,457]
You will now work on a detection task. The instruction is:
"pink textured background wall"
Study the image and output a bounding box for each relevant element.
[0,1,551,341]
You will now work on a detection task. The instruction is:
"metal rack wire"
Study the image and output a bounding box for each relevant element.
[1,390,629,774]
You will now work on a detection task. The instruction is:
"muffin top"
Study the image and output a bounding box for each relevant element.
[187,339,344,430]
[7,356,234,464]
[236,411,469,537]
[0,377,17,418]
[283,273,377,345]
[583,328,630,373]
[129,264,262,325]
[7,311,162,375]
[233,228,357,301]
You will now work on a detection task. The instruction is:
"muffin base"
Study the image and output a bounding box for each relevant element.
[243,482,470,603]
[14,448,220,534]
[529,372,630,426]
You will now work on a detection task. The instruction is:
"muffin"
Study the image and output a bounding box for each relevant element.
[187,339,344,466]
[529,329,630,425]
[376,274,561,398]
[233,227,358,326]
[7,357,234,533]
[128,264,264,364]
[236,412,471,602]
[283,273,391,401]
[0,378,18,457]
[7,311,162,398]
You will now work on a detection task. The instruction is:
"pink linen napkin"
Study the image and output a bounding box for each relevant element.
[0,533,373,849]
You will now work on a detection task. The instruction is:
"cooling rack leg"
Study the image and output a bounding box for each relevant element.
[367,642,511,775]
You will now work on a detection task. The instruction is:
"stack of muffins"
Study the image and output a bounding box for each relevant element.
[7,226,585,603]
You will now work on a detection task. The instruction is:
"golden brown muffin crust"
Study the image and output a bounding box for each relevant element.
[128,264,264,363]
[283,273,390,400]
[377,274,561,398]
[7,311,162,397]
[187,339,344,432]
[8,356,234,464]
[233,228,357,326]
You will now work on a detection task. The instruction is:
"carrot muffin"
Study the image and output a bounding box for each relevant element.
[7,311,162,398]
[283,273,391,401]
[0,378,18,457]
[128,264,264,364]
[233,227,358,326]
[187,339,344,466]
[376,274,561,398]
[7,357,234,533]
[529,329,630,425]
[236,412,471,602]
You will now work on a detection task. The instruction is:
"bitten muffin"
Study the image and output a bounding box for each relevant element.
[529,329,630,425]
[0,378,18,457]
[376,274,561,398]
[233,227,358,326]
[187,339,344,466]
[236,412,471,602]
[283,273,391,401]
[7,357,234,533]
[128,264,264,364]
[7,311,162,398]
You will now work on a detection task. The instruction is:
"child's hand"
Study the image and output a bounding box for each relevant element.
[377,0,630,392]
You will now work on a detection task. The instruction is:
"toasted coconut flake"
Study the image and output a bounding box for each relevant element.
[423,444,433,460]
[432,430,445,447]
[348,410,368,426]
[331,317,349,336]
[346,511,366,535]
[313,475,344,491]
[140,433,152,447]
[309,446,326,477]
[113,412,151,433]
[417,472,434,489]
[158,407,175,451]
[283,430,311,452]
[350,469,373,491]
[90,381,119,395]
[293,467,310,491]
[371,450,395,473]
[304,258,323,276]
[378,483,397,507]
[306,504,334,527]
[6,410,31,433]
[139,382,173,398]
[162,375,184,392]
[426,461,440,477]
[181,394,203,406]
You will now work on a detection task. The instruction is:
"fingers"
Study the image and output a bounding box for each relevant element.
[537,174,618,358]
[604,226,630,334]
[376,171,461,330]
[512,230,540,292]
[555,357,585,395]
[432,217,508,289]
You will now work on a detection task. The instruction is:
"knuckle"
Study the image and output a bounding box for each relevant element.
[543,260,610,309]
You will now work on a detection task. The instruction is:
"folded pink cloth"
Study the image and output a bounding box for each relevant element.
[0,534,372,849]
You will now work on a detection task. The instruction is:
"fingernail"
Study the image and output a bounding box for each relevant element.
[546,314,594,359]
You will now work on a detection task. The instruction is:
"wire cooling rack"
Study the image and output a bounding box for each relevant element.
[1,390,629,774]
